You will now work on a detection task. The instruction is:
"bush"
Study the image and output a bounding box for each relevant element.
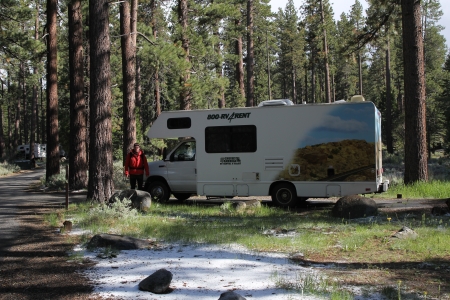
[41,169,67,191]
[113,161,129,190]
[0,161,21,176]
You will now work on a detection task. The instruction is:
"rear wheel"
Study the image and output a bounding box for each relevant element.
[173,193,191,202]
[147,181,170,203]
[271,183,297,207]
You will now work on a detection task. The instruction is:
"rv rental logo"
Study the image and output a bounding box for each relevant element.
[220,157,241,165]
[207,112,251,123]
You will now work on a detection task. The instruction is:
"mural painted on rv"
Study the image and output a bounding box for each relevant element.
[277,103,377,182]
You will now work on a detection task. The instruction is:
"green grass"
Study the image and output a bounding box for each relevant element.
[381,180,450,199]
[64,197,450,263]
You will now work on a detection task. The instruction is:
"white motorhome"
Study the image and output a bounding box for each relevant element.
[145,97,389,206]
[17,143,47,159]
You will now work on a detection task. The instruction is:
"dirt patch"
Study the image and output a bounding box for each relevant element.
[0,205,101,300]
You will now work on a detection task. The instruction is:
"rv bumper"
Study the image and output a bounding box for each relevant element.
[377,180,389,193]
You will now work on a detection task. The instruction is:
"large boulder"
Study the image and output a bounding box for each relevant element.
[331,195,378,219]
[139,268,173,294]
[109,189,151,212]
[87,233,154,250]
[218,291,247,300]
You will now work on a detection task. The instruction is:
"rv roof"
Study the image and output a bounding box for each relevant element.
[258,99,294,107]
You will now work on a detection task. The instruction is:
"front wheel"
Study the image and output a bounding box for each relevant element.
[271,183,297,207]
[147,181,170,203]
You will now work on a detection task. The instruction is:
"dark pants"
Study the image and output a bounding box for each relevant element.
[129,174,143,190]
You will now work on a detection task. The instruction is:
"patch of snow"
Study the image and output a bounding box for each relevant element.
[77,243,323,299]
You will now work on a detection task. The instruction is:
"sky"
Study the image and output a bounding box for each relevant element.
[270,0,450,51]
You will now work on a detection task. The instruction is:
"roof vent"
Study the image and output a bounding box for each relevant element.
[258,99,294,107]
[351,95,365,102]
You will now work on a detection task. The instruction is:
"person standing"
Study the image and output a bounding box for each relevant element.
[124,143,150,189]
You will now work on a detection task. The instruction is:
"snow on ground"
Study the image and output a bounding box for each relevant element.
[75,243,323,300]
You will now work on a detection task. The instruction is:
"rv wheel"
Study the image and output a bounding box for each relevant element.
[173,193,191,202]
[272,183,297,207]
[148,181,170,203]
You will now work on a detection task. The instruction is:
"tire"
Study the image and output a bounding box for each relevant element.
[271,183,297,207]
[173,193,191,202]
[147,181,170,203]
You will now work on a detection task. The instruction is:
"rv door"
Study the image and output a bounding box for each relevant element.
[165,140,197,192]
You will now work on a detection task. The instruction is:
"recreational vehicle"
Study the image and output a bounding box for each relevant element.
[145,96,389,206]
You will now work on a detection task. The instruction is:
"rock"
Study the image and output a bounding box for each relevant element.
[446,198,450,209]
[218,291,247,300]
[109,189,151,212]
[139,268,173,294]
[87,233,154,250]
[331,195,378,219]
[245,199,261,208]
[232,201,247,211]
[391,226,418,239]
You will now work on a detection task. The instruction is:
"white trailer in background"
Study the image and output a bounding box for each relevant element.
[145,96,389,206]
[17,143,47,159]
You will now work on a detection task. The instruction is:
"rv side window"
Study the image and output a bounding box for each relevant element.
[167,117,191,129]
[205,125,256,153]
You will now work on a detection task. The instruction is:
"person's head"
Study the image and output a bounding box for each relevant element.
[133,143,140,152]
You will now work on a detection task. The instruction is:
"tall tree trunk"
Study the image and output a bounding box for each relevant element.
[88,0,114,202]
[235,19,245,102]
[246,0,254,107]
[151,0,161,118]
[0,82,4,158]
[214,29,225,108]
[358,52,363,95]
[385,35,394,154]
[40,80,45,144]
[320,0,331,103]
[68,1,88,190]
[14,72,20,150]
[178,0,191,110]
[266,32,272,100]
[401,0,428,184]
[22,64,28,149]
[46,0,60,180]
[30,1,39,164]
[120,1,137,164]
[292,66,297,103]
[311,48,316,103]
[84,20,90,167]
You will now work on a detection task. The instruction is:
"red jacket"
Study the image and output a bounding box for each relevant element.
[125,149,150,176]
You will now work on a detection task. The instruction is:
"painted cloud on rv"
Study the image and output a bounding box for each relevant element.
[298,104,375,148]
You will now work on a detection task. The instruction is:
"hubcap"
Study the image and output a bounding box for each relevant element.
[277,188,292,205]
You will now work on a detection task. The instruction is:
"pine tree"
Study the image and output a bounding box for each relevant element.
[88,0,114,202]
[46,0,60,180]
[68,0,87,190]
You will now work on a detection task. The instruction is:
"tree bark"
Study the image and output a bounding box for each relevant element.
[46,0,60,180]
[246,0,254,107]
[68,1,88,190]
[120,1,137,164]
[385,35,394,154]
[178,0,191,110]
[30,2,39,164]
[319,0,331,103]
[0,82,4,158]
[401,0,428,184]
[88,0,114,202]
[151,0,161,118]
[235,19,245,102]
